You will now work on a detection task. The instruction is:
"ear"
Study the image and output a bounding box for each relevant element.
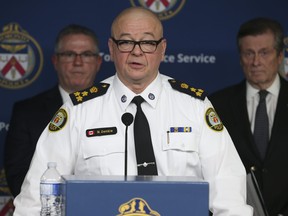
[160,38,167,61]
[108,38,115,61]
[51,54,58,68]
[95,55,103,71]
[277,50,284,64]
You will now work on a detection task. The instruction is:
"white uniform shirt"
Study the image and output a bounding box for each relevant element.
[13,73,253,216]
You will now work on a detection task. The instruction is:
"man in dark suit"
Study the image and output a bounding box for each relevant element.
[4,24,102,197]
[209,17,288,216]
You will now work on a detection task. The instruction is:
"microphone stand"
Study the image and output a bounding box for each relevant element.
[124,125,128,177]
[121,113,134,179]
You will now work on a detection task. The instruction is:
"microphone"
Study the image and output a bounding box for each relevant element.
[121,113,134,177]
[122,112,134,127]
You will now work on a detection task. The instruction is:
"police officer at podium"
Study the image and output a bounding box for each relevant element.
[14,7,253,216]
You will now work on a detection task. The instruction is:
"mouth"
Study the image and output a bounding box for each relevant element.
[128,61,144,69]
[250,70,266,79]
[253,70,264,75]
[72,70,84,74]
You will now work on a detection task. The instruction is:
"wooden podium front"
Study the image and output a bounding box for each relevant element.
[62,175,209,216]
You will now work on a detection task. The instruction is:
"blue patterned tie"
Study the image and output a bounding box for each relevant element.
[254,90,269,160]
[132,96,158,175]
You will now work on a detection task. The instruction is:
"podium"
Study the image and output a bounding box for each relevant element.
[62,175,209,216]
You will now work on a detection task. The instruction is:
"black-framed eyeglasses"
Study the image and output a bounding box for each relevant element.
[56,51,99,63]
[240,48,276,60]
[111,37,164,53]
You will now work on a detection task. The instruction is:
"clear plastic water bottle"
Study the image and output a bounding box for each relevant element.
[40,162,63,216]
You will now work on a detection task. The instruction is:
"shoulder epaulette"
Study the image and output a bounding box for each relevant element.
[70,83,110,105]
[168,79,206,100]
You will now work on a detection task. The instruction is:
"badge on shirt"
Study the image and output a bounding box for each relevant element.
[86,127,117,137]
[205,107,223,132]
[169,127,192,132]
[167,127,192,144]
[49,108,68,132]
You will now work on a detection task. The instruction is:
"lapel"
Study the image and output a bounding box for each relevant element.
[30,85,63,144]
[265,77,288,160]
[43,86,63,119]
[229,81,263,162]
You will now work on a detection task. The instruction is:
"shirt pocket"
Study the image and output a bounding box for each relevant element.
[80,135,125,175]
[162,131,201,176]
[163,132,199,152]
[83,135,124,159]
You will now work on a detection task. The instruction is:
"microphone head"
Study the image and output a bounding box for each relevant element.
[121,113,134,126]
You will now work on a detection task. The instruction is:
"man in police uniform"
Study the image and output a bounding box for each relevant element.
[13,7,253,215]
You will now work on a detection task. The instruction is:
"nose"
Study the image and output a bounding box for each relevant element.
[131,44,143,55]
[252,53,261,66]
[73,54,84,64]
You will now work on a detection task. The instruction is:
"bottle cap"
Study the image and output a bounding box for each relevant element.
[47,162,57,168]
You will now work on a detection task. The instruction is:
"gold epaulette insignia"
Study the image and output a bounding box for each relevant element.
[168,79,206,100]
[69,83,110,105]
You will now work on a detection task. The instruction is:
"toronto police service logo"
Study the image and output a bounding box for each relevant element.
[49,108,68,132]
[205,107,223,132]
[130,0,186,20]
[117,197,160,216]
[0,23,43,89]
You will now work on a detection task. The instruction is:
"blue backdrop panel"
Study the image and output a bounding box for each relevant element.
[0,0,287,201]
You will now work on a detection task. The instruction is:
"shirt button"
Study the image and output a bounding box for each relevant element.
[121,95,127,103]
[148,93,155,100]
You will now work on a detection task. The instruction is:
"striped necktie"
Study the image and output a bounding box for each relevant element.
[253,90,269,160]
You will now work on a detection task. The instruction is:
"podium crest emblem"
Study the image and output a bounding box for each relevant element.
[118,197,160,215]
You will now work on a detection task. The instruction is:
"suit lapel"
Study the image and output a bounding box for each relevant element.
[43,86,63,120]
[230,82,263,162]
[265,77,288,160]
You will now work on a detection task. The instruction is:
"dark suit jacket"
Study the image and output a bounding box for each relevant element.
[209,76,288,216]
[4,86,63,197]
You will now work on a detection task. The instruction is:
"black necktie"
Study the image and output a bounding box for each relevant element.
[132,96,158,175]
[254,90,269,160]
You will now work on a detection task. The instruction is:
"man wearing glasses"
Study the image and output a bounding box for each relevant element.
[209,17,288,216]
[13,7,252,215]
[5,24,102,197]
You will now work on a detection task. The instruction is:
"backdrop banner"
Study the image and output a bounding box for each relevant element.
[0,0,287,213]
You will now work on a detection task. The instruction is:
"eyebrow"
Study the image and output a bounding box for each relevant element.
[117,32,156,39]
[242,47,274,52]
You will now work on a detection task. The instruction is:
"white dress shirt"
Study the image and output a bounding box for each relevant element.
[246,74,280,137]
[58,85,70,103]
[13,73,253,216]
